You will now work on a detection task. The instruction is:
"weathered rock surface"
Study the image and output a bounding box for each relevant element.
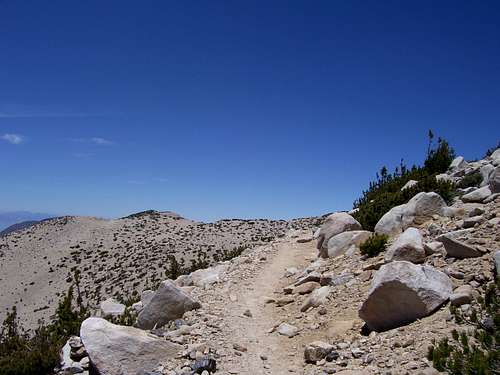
[384,228,425,264]
[450,156,467,171]
[304,341,335,363]
[375,192,447,236]
[317,212,362,250]
[324,230,372,258]
[300,286,330,312]
[450,285,473,306]
[461,186,492,203]
[80,317,182,375]
[359,261,452,331]
[494,251,500,277]
[136,280,201,329]
[99,298,125,318]
[437,232,483,259]
[277,323,299,337]
[489,167,500,194]
[190,264,228,287]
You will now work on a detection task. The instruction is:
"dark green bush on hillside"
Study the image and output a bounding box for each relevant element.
[0,273,89,375]
[352,133,456,231]
[427,279,499,374]
[457,171,483,189]
[359,233,389,257]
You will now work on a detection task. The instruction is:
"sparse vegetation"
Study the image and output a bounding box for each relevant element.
[359,233,389,258]
[427,279,499,374]
[0,272,89,375]
[457,171,483,189]
[353,132,456,231]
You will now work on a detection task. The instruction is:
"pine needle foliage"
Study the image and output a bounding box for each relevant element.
[359,233,389,257]
[0,271,89,375]
[427,279,499,374]
[352,133,456,231]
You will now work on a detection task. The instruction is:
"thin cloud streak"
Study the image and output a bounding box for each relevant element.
[91,137,113,145]
[0,112,115,118]
[1,133,24,144]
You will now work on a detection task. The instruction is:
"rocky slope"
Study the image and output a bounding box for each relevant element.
[0,210,322,329]
[6,149,500,374]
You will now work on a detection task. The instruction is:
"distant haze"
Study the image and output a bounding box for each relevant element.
[0,211,54,230]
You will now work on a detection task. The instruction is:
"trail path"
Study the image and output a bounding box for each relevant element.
[218,239,321,374]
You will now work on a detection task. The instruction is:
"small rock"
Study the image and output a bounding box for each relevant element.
[277,323,299,337]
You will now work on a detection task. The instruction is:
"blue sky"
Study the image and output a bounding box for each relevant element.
[1,1,499,221]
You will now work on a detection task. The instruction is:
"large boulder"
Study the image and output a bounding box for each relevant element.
[324,230,372,258]
[384,228,425,264]
[375,192,447,236]
[449,156,468,171]
[491,149,500,164]
[136,280,201,329]
[461,186,492,203]
[437,231,483,259]
[489,167,500,194]
[359,261,452,332]
[480,164,495,186]
[316,212,362,250]
[80,317,182,375]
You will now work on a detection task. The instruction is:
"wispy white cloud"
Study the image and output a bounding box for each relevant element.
[91,137,113,145]
[0,112,111,118]
[153,177,169,183]
[1,133,24,144]
[69,137,115,145]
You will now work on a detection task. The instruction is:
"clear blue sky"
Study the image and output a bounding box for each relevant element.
[1,1,499,221]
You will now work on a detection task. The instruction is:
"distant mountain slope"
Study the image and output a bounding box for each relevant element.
[0,211,53,231]
[0,210,324,329]
[0,220,40,236]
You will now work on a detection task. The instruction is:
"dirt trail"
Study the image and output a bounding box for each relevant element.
[220,240,318,374]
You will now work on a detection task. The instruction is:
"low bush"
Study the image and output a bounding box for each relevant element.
[352,133,456,231]
[457,171,483,189]
[359,233,389,257]
[0,272,89,375]
[427,279,499,374]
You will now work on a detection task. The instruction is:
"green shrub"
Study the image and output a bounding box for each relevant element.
[457,171,483,189]
[353,133,456,231]
[427,279,499,374]
[359,233,389,257]
[0,272,89,375]
[424,135,456,174]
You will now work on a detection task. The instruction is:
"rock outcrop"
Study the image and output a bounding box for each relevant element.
[324,230,372,258]
[384,228,425,264]
[437,231,484,258]
[359,261,452,332]
[136,280,201,329]
[80,317,182,375]
[316,213,362,251]
[489,167,500,194]
[375,192,447,236]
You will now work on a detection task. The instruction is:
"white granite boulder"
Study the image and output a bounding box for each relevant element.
[359,261,452,331]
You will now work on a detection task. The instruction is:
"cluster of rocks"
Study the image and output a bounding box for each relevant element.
[57,336,89,375]
[53,149,499,375]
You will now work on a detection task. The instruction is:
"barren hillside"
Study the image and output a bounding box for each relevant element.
[0,210,322,329]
